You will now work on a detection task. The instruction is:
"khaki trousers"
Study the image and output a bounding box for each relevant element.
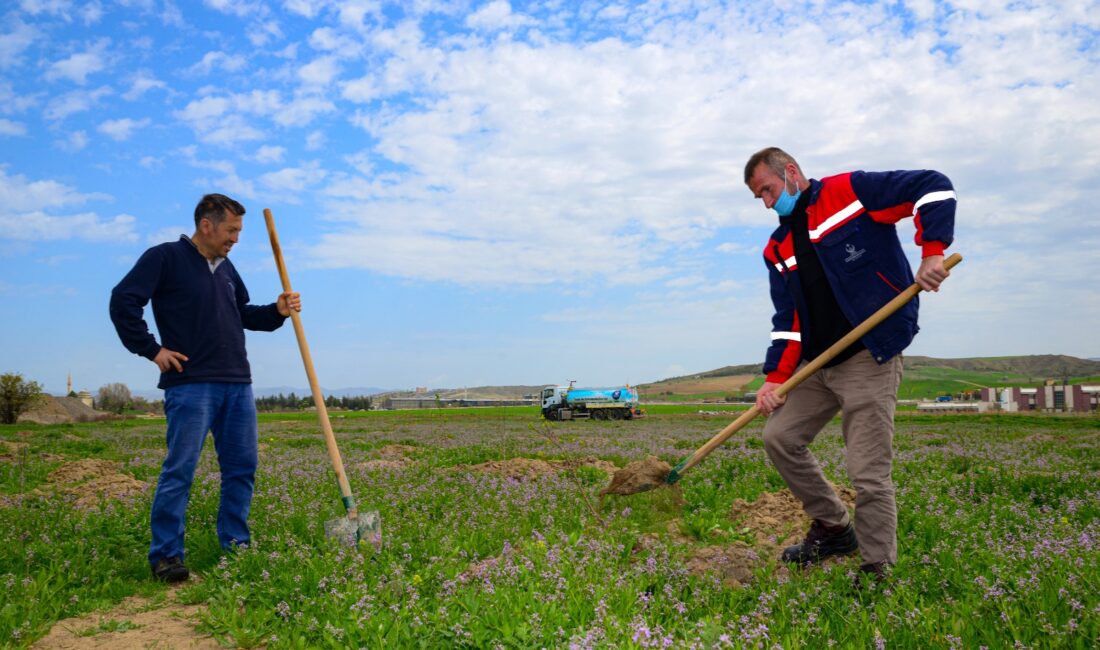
[762,349,903,564]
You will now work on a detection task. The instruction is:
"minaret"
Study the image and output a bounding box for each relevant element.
[67,371,72,395]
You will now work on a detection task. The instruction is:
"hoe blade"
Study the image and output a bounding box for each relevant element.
[324,510,382,549]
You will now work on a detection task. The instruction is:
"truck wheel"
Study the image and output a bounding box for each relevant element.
[609,409,623,420]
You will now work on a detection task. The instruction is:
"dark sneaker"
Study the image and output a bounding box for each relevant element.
[781,520,858,565]
[151,556,189,583]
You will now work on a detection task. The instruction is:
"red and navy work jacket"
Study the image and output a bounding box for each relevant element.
[762,170,956,384]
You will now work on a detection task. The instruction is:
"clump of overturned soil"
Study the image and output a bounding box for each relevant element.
[730,483,856,548]
[599,456,672,496]
[462,456,618,480]
[683,482,857,587]
[39,459,149,509]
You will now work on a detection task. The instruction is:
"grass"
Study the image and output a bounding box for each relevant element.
[2,408,1098,648]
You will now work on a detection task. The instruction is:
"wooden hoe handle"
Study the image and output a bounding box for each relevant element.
[264,209,359,517]
[667,252,963,484]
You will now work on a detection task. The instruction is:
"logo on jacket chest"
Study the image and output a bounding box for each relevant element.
[844,243,866,263]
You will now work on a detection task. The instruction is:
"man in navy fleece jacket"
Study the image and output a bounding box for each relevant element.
[110,193,300,583]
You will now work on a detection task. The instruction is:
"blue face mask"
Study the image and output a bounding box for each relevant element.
[773,170,801,217]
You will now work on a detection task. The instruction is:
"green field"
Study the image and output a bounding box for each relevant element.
[2,409,1098,648]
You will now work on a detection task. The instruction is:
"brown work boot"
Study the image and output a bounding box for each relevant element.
[781,520,858,565]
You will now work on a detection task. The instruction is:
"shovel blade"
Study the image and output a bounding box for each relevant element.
[324,510,382,549]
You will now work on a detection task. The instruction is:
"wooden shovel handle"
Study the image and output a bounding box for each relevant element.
[669,252,963,481]
[264,209,358,517]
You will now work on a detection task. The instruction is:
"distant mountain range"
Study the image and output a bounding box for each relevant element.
[655,354,1100,382]
[123,355,1099,402]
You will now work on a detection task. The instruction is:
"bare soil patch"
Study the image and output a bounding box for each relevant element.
[31,585,218,650]
[684,482,857,587]
[462,456,618,480]
[39,459,150,509]
[375,444,420,457]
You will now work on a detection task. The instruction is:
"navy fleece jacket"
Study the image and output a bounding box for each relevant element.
[110,236,286,389]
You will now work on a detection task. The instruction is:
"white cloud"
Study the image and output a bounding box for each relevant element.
[0,21,39,68]
[43,86,112,121]
[174,91,284,144]
[248,20,284,47]
[0,168,108,212]
[60,129,88,151]
[147,225,189,244]
[188,51,248,76]
[0,119,26,136]
[18,0,73,17]
[203,0,265,18]
[0,168,129,244]
[298,56,341,86]
[309,26,361,53]
[274,95,335,127]
[97,117,151,141]
[45,39,110,84]
[259,160,328,199]
[285,0,326,18]
[122,72,167,100]
[465,1,533,32]
[305,130,326,150]
[254,145,286,163]
[80,1,104,24]
[0,211,137,242]
[716,242,758,255]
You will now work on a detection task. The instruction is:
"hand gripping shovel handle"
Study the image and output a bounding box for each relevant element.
[666,252,963,485]
[263,209,359,520]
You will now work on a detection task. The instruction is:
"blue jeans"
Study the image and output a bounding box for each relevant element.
[149,382,258,565]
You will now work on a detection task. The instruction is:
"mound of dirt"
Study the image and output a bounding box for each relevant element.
[48,459,122,484]
[18,396,105,424]
[599,456,672,496]
[356,459,412,471]
[463,456,618,480]
[375,444,420,457]
[684,483,856,588]
[41,459,150,509]
[730,483,856,548]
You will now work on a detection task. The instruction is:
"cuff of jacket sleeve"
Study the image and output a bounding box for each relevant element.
[921,241,946,257]
[765,371,791,384]
[140,342,161,361]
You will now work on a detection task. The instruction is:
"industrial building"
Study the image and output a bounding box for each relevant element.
[979,385,1099,413]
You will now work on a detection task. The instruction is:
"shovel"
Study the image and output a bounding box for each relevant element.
[264,208,382,548]
[602,252,963,496]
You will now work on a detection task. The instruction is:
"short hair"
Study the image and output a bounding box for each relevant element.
[744,147,803,185]
[194,193,245,227]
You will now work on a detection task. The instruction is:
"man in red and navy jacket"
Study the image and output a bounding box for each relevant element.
[743,147,955,580]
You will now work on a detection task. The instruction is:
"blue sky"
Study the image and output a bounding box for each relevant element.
[2,0,1098,396]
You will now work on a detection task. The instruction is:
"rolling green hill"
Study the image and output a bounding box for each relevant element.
[642,355,1100,402]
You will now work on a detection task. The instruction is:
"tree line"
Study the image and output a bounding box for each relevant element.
[254,393,373,412]
[0,373,376,423]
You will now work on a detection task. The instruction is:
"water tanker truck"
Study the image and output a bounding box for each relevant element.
[541,383,641,421]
